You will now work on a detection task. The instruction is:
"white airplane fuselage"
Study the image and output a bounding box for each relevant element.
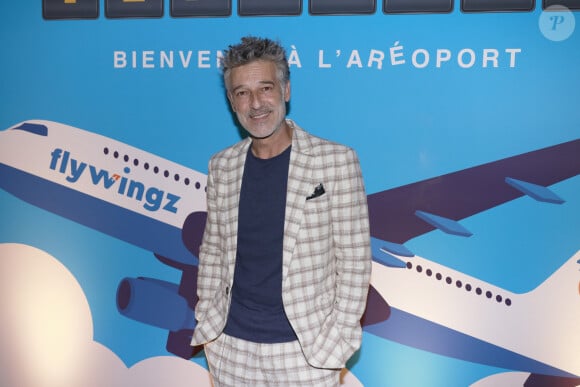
[369,250,580,377]
[0,120,207,266]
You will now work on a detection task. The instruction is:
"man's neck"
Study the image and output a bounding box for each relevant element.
[250,120,293,159]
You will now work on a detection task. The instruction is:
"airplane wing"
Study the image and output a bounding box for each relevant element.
[367,139,580,244]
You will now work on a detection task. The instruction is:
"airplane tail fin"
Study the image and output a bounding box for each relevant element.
[529,250,580,298]
[524,250,580,377]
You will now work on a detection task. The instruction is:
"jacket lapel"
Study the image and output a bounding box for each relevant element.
[226,138,251,277]
[283,122,315,279]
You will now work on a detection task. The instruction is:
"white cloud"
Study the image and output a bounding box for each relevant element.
[0,243,363,387]
[0,243,212,387]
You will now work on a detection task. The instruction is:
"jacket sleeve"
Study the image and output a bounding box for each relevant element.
[333,148,372,334]
[300,144,371,368]
[191,156,226,345]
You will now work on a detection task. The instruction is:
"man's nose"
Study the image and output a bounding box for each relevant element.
[249,91,262,108]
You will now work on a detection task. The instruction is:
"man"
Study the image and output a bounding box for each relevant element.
[191,36,372,386]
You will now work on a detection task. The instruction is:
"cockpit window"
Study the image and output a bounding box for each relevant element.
[13,123,48,136]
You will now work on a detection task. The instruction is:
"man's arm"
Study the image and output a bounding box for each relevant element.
[331,148,372,353]
[191,157,224,343]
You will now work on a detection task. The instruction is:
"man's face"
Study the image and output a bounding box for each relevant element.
[227,60,290,140]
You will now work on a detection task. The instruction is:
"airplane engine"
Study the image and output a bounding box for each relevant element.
[116,277,196,332]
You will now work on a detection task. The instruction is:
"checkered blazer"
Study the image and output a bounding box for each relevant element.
[191,120,372,369]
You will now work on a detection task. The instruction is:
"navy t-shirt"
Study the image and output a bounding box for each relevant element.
[223,145,297,343]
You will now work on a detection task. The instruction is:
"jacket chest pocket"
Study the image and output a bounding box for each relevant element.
[298,195,332,261]
[303,194,330,230]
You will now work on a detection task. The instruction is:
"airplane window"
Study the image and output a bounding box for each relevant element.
[405,261,513,306]
[101,147,205,190]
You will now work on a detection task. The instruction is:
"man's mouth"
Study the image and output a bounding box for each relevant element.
[249,110,270,119]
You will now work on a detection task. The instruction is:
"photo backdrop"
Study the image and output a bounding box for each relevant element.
[1,2,579,386]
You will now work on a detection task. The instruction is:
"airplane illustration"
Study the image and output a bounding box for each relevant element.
[0,120,579,386]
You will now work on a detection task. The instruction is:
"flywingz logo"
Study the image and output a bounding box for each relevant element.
[49,148,180,213]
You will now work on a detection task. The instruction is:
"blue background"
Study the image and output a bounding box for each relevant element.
[1,2,579,386]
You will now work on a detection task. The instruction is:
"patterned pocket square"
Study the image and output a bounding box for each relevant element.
[306,183,325,200]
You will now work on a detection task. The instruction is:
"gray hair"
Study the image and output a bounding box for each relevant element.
[221,36,290,90]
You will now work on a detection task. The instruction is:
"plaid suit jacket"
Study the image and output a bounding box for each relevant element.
[191,120,372,369]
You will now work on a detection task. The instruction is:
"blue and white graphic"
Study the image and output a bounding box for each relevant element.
[1,2,579,386]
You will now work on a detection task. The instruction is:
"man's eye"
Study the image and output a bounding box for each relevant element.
[236,91,248,97]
